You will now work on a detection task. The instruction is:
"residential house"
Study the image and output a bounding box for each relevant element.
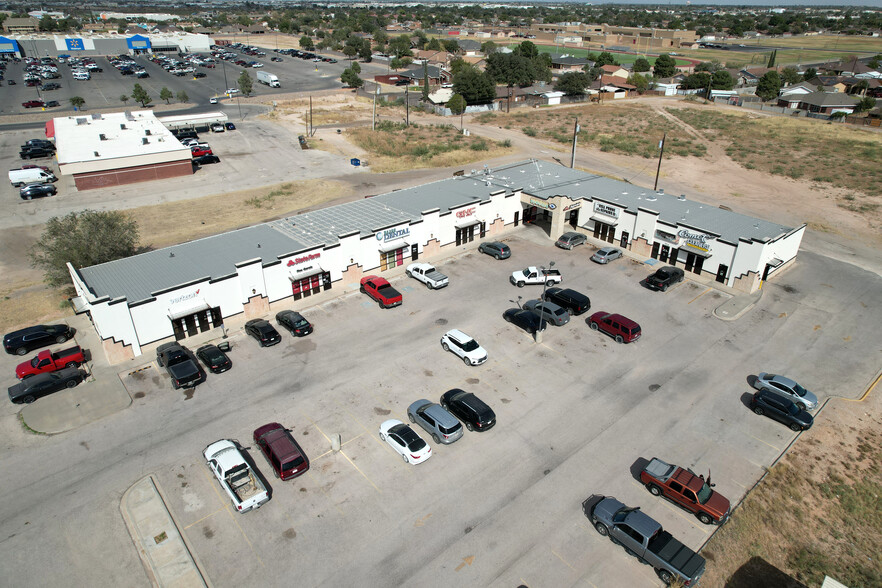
[551,55,589,72]
[739,67,778,85]
[399,65,451,85]
[653,76,683,96]
[814,75,848,93]
[796,91,860,115]
[599,64,630,79]
[2,17,39,34]
[461,55,487,70]
[457,39,483,56]
[413,50,454,69]
[777,81,819,108]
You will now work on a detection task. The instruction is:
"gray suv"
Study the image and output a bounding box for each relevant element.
[555,231,587,250]
[407,399,463,444]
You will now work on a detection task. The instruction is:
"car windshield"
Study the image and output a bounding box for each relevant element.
[293,317,309,327]
[553,308,568,317]
[396,427,426,451]
[697,482,713,504]
[282,456,304,470]
[521,269,530,277]
[461,339,480,352]
[793,383,808,397]
[203,348,222,362]
[786,402,800,415]
[30,357,40,367]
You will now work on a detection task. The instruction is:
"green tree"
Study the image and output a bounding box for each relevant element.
[449,57,468,75]
[486,53,534,87]
[633,57,651,73]
[237,15,252,27]
[452,67,496,104]
[300,35,314,51]
[350,61,361,74]
[120,94,130,106]
[343,45,358,60]
[389,34,413,58]
[514,41,538,59]
[131,84,150,107]
[628,73,649,93]
[30,210,141,287]
[69,96,85,109]
[868,54,881,69]
[422,61,430,99]
[711,70,735,90]
[238,71,253,96]
[442,39,459,54]
[427,37,441,51]
[481,41,498,55]
[854,97,877,113]
[39,15,56,32]
[446,93,467,129]
[595,51,618,67]
[554,72,590,96]
[373,31,388,46]
[340,68,364,88]
[653,54,677,78]
[756,71,782,101]
[803,67,817,81]
[780,66,800,86]
[682,72,712,90]
[176,90,189,103]
[390,57,404,71]
[358,44,372,62]
[767,49,777,68]
[159,87,173,104]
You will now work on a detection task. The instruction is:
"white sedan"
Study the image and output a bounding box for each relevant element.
[440,329,488,366]
[379,420,432,465]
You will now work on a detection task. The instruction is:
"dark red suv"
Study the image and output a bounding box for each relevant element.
[253,422,310,480]
[587,311,641,344]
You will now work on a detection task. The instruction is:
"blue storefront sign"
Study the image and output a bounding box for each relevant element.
[127,35,151,50]
[66,38,85,51]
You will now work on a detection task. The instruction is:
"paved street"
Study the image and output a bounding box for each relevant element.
[1,229,879,587]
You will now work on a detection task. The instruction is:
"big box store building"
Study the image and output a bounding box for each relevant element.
[70,160,805,364]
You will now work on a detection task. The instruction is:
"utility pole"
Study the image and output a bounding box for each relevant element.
[570,118,580,168]
[372,86,379,130]
[653,133,666,191]
[405,84,409,127]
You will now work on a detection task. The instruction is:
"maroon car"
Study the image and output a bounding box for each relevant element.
[253,423,310,480]
[22,100,44,108]
[587,311,641,344]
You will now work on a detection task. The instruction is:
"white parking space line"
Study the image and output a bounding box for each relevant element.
[182,506,227,530]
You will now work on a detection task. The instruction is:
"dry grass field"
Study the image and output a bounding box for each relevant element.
[702,389,882,588]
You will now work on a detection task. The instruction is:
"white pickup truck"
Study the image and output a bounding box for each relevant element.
[510,266,563,287]
[406,263,449,289]
[203,439,269,513]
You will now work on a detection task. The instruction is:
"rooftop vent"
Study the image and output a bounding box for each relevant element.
[658,189,665,195]
[679,194,686,201]
[93,151,99,157]
[91,113,102,120]
[76,118,88,125]
[145,129,152,136]
[142,137,149,145]
[120,124,127,130]
[99,134,107,141]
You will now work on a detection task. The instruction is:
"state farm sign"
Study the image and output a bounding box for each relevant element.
[287,252,321,267]
[456,207,476,218]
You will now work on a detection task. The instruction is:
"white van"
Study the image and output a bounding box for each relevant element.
[9,168,57,187]
[72,71,91,80]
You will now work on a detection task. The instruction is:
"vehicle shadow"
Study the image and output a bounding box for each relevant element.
[746,374,758,388]
[630,457,651,483]
[740,392,755,410]
[234,439,274,499]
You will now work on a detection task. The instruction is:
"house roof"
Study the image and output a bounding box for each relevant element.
[599,75,635,89]
[551,55,588,66]
[798,91,860,107]
[401,64,448,80]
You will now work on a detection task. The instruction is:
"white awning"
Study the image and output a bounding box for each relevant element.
[289,265,324,280]
[378,239,408,253]
[455,217,482,229]
[168,301,210,320]
[590,215,618,226]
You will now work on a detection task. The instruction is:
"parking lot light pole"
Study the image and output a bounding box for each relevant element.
[536,260,555,343]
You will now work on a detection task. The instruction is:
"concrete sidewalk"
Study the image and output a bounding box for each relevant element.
[120,475,209,588]
[714,289,763,321]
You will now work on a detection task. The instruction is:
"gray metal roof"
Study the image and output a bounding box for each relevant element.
[76,159,794,304]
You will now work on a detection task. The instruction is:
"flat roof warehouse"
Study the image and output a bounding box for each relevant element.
[74,160,796,306]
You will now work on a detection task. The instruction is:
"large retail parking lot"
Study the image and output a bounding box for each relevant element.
[2,227,879,586]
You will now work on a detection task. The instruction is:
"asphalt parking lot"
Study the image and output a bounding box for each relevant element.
[3,228,862,586]
[1,50,385,117]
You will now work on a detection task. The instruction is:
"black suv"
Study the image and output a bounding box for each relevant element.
[749,389,814,431]
[440,389,496,432]
[20,183,57,200]
[645,266,685,291]
[4,324,76,356]
[8,367,86,404]
[23,139,55,151]
[542,287,591,316]
[276,310,313,337]
[20,147,54,160]
[245,319,281,347]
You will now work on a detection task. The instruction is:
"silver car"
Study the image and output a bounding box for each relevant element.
[555,231,587,250]
[407,399,463,444]
[591,247,623,264]
[753,373,818,411]
[523,300,570,326]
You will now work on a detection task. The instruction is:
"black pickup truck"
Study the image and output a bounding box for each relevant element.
[156,342,201,389]
[645,266,685,292]
[583,494,705,586]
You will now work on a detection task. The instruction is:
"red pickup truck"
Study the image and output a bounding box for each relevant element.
[640,457,731,525]
[360,275,402,308]
[16,346,87,379]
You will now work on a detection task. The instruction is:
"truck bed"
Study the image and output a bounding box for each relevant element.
[648,531,706,580]
[228,467,263,502]
[644,457,676,482]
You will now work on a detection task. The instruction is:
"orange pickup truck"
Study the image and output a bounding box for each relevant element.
[640,457,731,525]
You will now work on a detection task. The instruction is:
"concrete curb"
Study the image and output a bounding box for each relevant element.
[120,475,210,588]
[714,289,763,321]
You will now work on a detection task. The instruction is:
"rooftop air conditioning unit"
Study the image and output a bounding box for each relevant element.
[142,137,149,145]
[120,124,127,130]
[99,134,107,140]
[145,129,152,135]
[93,151,99,157]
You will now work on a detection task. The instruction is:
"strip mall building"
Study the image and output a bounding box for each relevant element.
[70,160,805,363]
